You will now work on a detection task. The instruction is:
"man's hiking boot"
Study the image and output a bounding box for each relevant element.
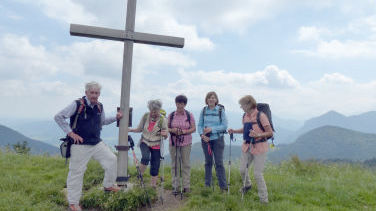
[239,185,252,194]
[260,199,269,205]
[104,185,121,193]
[68,204,82,211]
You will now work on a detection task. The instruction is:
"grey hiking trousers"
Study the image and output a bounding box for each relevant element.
[240,149,268,203]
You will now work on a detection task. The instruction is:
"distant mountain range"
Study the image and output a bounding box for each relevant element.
[0,124,59,155]
[268,125,376,163]
[2,110,376,162]
[279,110,376,144]
[300,110,376,135]
[166,125,376,164]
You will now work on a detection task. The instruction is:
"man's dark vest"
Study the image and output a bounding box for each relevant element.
[70,97,103,145]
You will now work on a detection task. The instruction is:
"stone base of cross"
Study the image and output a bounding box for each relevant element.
[69,0,184,186]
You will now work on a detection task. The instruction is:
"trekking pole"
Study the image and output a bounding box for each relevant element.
[227,133,235,195]
[242,137,252,201]
[128,135,151,208]
[179,145,183,200]
[174,136,179,198]
[159,132,165,205]
[209,140,215,192]
[241,162,249,201]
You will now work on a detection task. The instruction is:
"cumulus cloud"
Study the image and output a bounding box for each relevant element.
[319,73,354,84]
[136,15,215,51]
[19,0,214,52]
[295,39,376,59]
[298,26,323,42]
[126,65,376,120]
[35,0,97,24]
[0,34,58,79]
[0,32,196,118]
[174,65,299,89]
[295,12,376,59]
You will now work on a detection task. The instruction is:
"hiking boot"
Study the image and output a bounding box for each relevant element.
[220,187,228,193]
[260,199,269,205]
[150,176,158,188]
[68,204,82,211]
[183,187,191,193]
[172,189,179,196]
[239,185,252,193]
[104,185,121,193]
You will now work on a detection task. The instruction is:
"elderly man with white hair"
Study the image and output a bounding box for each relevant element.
[54,81,123,211]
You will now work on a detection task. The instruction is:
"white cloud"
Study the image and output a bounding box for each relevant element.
[35,0,97,24]
[0,34,58,80]
[295,39,376,59]
[19,0,214,52]
[175,65,299,89]
[136,15,214,51]
[134,45,196,68]
[298,26,322,42]
[295,10,376,59]
[127,66,376,120]
[0,33,196,119]
[166,0,288,35]
[319,73,354,84]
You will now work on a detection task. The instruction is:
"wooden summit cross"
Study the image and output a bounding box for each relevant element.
[70,0,184,186]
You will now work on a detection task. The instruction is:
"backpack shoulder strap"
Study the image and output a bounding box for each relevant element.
[202,106,207,125]
[185,110,191,128]
[142,113,149,129]
[72,97,85,130]
[168,111,175,128]
[218,106,223,123]
[158,114,164,129]
[96,102,103,113]
[256,111,265,132]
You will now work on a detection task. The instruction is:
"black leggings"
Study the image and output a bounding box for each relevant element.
[140,142,161,176]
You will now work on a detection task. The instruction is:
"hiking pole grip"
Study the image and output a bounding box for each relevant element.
[128,135,134,150]
[117,107,133,127]
[117,107,120,127]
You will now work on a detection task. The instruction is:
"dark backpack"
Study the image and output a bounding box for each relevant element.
[243,103,275,143]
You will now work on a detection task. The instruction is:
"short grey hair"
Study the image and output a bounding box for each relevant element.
[147,99,162,111]
[85,81,102,91]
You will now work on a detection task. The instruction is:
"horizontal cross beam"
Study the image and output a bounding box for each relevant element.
[70,24,184,48]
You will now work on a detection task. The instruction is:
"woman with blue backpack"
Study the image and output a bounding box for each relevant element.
[198,91,228,191]
[228,95,273,204]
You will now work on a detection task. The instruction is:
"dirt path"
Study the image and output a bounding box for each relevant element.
[138,189,187,211]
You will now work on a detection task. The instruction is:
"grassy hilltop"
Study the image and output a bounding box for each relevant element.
[1,150,375,211]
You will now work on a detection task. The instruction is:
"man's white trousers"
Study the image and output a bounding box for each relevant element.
[67,141,117,205]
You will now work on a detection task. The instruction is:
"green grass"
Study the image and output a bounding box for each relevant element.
[1,150,375,211]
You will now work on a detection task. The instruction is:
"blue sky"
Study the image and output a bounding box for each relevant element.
[1,0,376,121]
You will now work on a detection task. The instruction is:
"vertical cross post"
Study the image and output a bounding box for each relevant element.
[116,0,137,186]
